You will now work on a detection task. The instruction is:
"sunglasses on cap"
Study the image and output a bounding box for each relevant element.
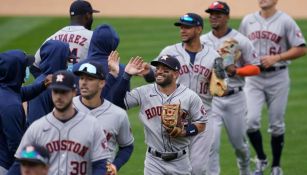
[79,63,97,74]
[209,2,225,9]
[20,147,49,165]
[180,15,194,22]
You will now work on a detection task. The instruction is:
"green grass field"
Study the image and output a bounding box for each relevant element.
[0,16,306,175]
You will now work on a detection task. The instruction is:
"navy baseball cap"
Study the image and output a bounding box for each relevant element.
[49,70,77,91]
[151,55,181,71]
[174,13,204,28]
[74,61,105,80]
[205,1,230,15]
[70,0,100,16]
[17,145,50,166]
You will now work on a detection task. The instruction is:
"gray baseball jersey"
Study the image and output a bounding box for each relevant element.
[73,96,134,161]
[239,11,306,67]
[201,29,260,88]
[156,43,219,174]
[239,10,306,136]
[34,26,93,68]
[15,111,110,175]
[157,43,220,109]
[125,83,207,152]
[200,29,260,174]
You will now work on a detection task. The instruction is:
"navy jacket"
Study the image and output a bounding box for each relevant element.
[73,24,129,100]
[0,50,45,169]
[27,40,70,126]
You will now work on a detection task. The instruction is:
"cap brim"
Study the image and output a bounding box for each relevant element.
[174,21,195,27]
[48,84,72,91]
[151,60,177,71]
[73,70,104,80]
[25,55,35,66]
[17,158,47,166]
[205,8,228,14]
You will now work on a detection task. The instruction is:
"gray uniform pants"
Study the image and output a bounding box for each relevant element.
[144,150,192,175]
[208,92,250,175]
[189,112,214,175]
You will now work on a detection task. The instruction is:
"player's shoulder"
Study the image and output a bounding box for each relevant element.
[161,42,182,54]
[105,100,127,116]
[230,29,251,43]
[241,12,257,21]
[28,113,51,129]
[276,11,296,22]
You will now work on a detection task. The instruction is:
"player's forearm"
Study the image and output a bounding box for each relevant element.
[21,80,46,102]
[278,46,306,61]
[113,144,134,170]
[92,159,107,175]
[235,65,260,77]
[143,68,155,83]
[110,72,131,109]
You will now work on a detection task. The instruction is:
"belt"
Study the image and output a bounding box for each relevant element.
[225,87,242,96]
[148,147,186,161]
[260,65,287,72]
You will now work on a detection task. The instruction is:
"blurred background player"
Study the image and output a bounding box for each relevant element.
[27,40,72,126]
[239,0,306,174]
[0,50,51,175]
[31,0,99,77]
[73,61,134,174]
[17,145,50,175]
[200,1,260,175]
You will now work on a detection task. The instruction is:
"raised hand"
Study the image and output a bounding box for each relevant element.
[108,51,120,77]
[125,56,145,76]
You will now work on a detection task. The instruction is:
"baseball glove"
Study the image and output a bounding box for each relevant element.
[218,38,241,68]
[209,57,228,97]
[161,104,184,137]
[106,162,117,175]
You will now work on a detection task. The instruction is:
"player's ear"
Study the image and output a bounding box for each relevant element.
[72,89,77,97]
[98,79,105,89]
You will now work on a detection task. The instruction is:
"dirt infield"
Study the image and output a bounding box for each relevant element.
[0,0,306,18]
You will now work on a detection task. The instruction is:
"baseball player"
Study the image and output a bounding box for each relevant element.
[7,70,110,175]
[27,40,72,126]
[112,55,208,175]
[200,1,261,175]
[31,0,99,77]
[17,145,50,175]
[72,24,127,101]
[73,61,134,174]
[239,0,306,174]
[0,50,51,175]
[143,13,220,175]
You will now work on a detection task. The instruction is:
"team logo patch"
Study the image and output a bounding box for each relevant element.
[56,74,64,82]
[161,55,168,60]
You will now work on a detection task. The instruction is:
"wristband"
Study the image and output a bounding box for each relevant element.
[185,124,198,136]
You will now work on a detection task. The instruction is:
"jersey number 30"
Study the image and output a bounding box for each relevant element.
[71,161,87,175]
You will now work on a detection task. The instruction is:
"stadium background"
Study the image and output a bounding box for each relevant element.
[0,0,306,174]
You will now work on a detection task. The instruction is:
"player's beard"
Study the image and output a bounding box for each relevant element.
[156,74,173,87]
[55,100,73,113]
[81,90,98,100]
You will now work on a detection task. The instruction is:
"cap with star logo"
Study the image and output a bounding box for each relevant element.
[49,70,77,91]
[151,55,181,71]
